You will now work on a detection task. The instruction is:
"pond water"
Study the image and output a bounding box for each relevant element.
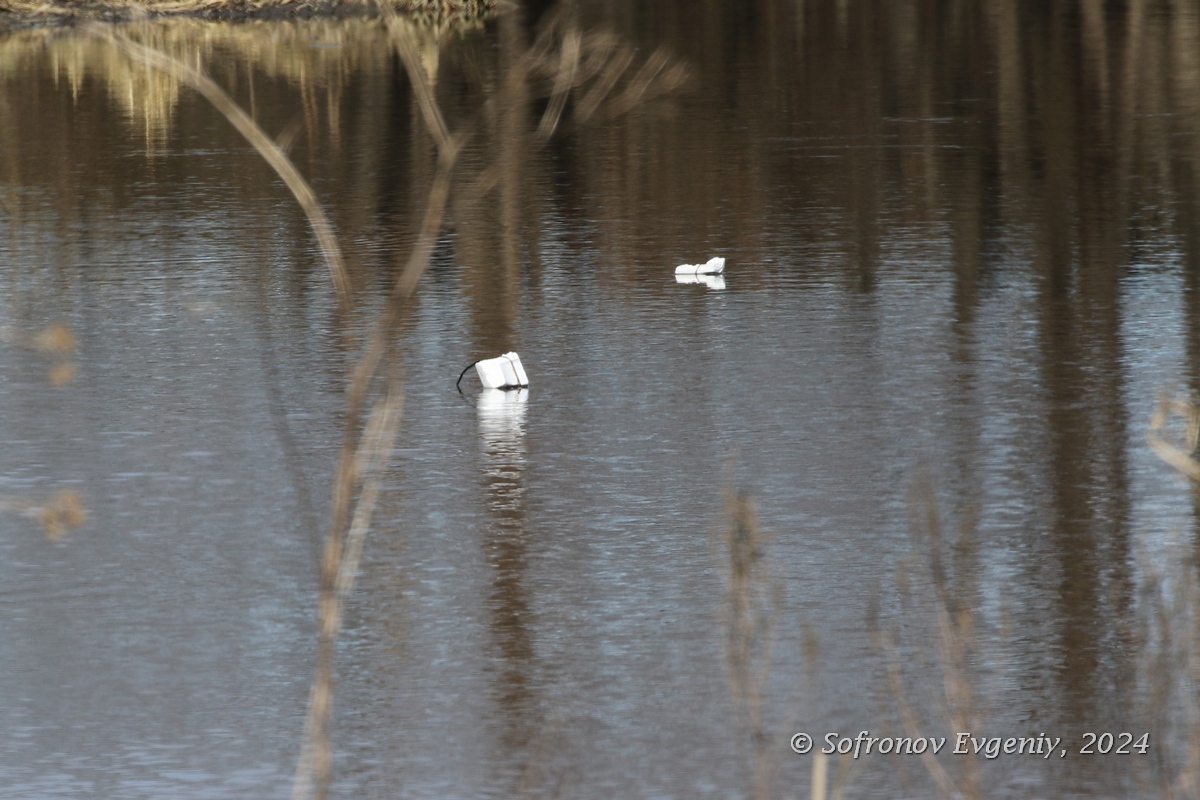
[3,2,1200,798]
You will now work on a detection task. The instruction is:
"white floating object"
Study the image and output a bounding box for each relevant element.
[675,256,726,275]
[475,351,529,390]
[675,273,726,290]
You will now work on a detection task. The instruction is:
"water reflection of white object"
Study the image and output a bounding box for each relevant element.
[477,388,528,455]
[475,351,529,389]
[675,256,726,275]
[675,273,726,290]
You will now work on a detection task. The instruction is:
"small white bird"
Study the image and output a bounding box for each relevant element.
[675,256,726,275]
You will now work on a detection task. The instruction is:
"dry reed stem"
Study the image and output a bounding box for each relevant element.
[880,628,963,798]
[716,484,781,800]
[471,15,686,137]
[387,19,465,276]
[1135,539,1200,799]
[292,382,403,800]
[459,16,691,206]
[336,29,463,484]
[603,47,673,118]
[811,751,827,800]
[0,323,79,384]
[91,23,353,309]
[338,16,464,423]
[276,115,305,155]
[335,391,403,597]
[913,485,982,800]
[391,17,452,151]
[571,31,618,86]
[293,18,468,800]
[573,43,632,123]
[1143,395,1200,796]
[536,27,579,138]
[876,476,985,800]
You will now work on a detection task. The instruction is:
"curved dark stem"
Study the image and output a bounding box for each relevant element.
[457,361,480,393]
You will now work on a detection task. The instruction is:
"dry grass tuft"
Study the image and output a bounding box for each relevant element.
[0,322,80,384]
[0,489,87,541]
[38,489,86,540]
[0,322,75,353]
[48,360,78,385]
[522,12,691,132]
[36,324,79,383]
[1,0,499,29]
[403,0,494,36]
[32,322,75,354]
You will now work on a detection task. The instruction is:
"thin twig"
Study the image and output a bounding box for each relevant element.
[536,28,580,138]
[574,43,632,123]
[882,629,964,799]
[602,46,669,118]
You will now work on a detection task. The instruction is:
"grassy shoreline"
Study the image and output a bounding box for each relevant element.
[0,0,496,30]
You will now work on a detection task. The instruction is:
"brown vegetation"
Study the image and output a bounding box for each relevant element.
[0,0,497,30]
[0,488,86,540]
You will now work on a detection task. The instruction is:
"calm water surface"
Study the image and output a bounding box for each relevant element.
[2,3,1200,798]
